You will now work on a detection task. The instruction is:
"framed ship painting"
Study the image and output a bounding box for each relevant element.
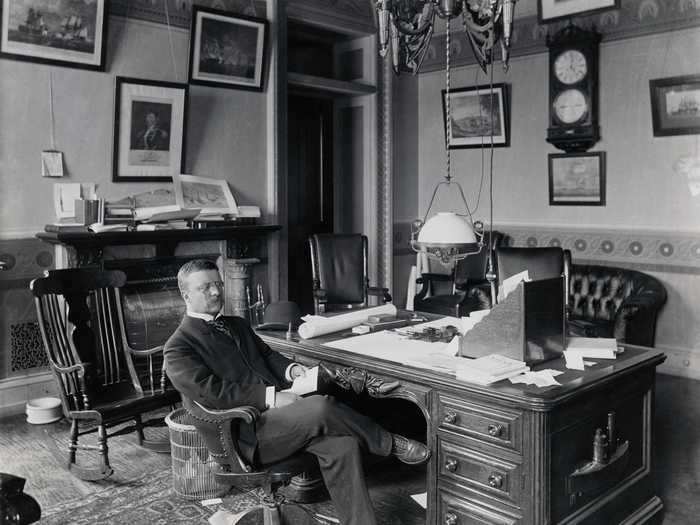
[549,152,605,206]
[649,75,700,137]
[442,83,510,148]
[113,77,189,183]
[188,6,268,91]
[0,0,107,70]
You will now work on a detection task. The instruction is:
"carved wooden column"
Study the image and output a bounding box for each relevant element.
[223,258,260,319]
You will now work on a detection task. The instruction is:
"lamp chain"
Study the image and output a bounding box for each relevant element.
[445,17,451,184]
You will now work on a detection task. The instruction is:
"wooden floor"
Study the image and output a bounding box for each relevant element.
[2,373,699,524]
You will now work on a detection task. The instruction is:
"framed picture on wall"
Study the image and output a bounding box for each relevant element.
[538,0,620,23]
[0,0,107,70]
[649,74,700,137]
[113,77,189,183]
[549,152,605,206]
[187,6,268,91]
[442,83,510,149]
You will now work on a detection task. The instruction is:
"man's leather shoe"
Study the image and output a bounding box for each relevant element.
[391,434,430,465]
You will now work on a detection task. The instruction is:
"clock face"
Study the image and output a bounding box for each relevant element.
[554,49,587,85]
[553,89,588,124]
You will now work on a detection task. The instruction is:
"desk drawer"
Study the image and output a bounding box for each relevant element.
[439,488,521,525]
[439,438,522,508]
[438,396,522,453]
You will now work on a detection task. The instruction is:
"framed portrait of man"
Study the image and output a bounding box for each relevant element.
[188,6,268,91]
[0,0,107,70]
[113,77,189,183]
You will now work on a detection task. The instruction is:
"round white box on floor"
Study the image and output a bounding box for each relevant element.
[26,397,62,424]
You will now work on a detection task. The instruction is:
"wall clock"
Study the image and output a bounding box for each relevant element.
[546,25,601,152]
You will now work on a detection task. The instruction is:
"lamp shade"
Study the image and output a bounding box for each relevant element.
[416,212,476,244]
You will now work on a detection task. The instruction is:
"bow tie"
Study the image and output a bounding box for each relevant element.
[207,318,234,340]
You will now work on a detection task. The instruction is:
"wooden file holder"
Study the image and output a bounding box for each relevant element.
[459,276,566,366]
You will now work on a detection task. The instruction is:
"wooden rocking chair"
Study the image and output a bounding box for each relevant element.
[30,268,179,480]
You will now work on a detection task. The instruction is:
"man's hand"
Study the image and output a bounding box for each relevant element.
[274,391,301,408]
[290,364,307,380]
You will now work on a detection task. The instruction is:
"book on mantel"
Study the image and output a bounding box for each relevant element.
[456,354,529,385]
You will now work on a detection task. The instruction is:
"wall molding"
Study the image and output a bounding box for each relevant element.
[110,0,267,28]
[0,372,56,418]
[419,0,700,73]
[393,221,700,274]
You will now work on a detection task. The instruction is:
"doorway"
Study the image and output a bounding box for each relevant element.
[287,94,334,314]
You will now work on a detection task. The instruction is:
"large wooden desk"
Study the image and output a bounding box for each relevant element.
[258,329,665,525]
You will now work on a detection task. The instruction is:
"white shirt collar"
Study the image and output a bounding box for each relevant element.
[187,310,222,322]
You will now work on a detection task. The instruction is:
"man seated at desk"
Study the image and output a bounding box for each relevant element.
[164,259,430,525]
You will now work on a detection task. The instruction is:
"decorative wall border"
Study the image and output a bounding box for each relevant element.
[109,0,376,32]
[110,0,266,27]
[393,221,700,273]
[419,0,700,73]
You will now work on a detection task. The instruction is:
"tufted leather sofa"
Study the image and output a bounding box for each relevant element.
[567,264,667,347]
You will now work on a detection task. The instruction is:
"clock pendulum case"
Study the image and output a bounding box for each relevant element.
[546,24,602,152]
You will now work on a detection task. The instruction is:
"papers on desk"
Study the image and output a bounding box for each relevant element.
[298,304,398,339]
[281,366,319,396]
[324,317,466,373]
[498,270,530,302]
[509,369,563,387]
[456,354,529,385]
[564,337,618,370]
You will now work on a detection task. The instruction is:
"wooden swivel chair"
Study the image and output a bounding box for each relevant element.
[182,396,321,525]
[414,230,504,316]
[30,268,179,480]
[494,246,572,307]
[308,233,391,314]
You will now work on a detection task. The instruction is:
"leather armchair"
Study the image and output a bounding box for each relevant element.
[308,233,391,314]
[414,231,504,317]
[568,264,667,347]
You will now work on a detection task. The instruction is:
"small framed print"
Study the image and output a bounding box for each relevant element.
[173,174,238,216]
[442,83,509,149]
[538,0,620,23]
[649,75,700,137]
[0,0,107,70]
[188,6,268,91]
[549,152,605,206]
[113,77,189,183]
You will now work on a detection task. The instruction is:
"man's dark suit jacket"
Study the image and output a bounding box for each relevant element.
[164,315,294,460]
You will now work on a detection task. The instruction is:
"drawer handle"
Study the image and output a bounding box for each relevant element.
[445,458,459,472]
[444,511,458,525]
[488,473,504,489]
[443,410,458,424]
[487,423,504,437]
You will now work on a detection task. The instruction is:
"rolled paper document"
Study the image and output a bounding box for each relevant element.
[298,304,398,339]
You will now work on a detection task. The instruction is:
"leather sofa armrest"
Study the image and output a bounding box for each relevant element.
[613,289,667,347]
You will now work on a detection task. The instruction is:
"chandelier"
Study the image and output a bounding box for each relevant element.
[375,0,517,270]
[376,0,517,75]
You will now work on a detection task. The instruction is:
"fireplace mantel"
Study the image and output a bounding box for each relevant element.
[37,224,282,267]
[37,224,282,319]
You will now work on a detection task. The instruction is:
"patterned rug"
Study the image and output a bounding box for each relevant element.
[40,469,263,524]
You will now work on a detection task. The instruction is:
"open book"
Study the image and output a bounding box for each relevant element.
[281,366,319,396]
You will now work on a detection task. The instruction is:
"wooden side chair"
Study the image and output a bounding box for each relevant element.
[182,396,321,525]
[308,233,391,314]
[30,268,179,480]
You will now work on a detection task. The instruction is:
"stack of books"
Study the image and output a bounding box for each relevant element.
[456,354,529,385]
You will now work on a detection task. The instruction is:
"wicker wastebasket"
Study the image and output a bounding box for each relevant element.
[165,408,228,500]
